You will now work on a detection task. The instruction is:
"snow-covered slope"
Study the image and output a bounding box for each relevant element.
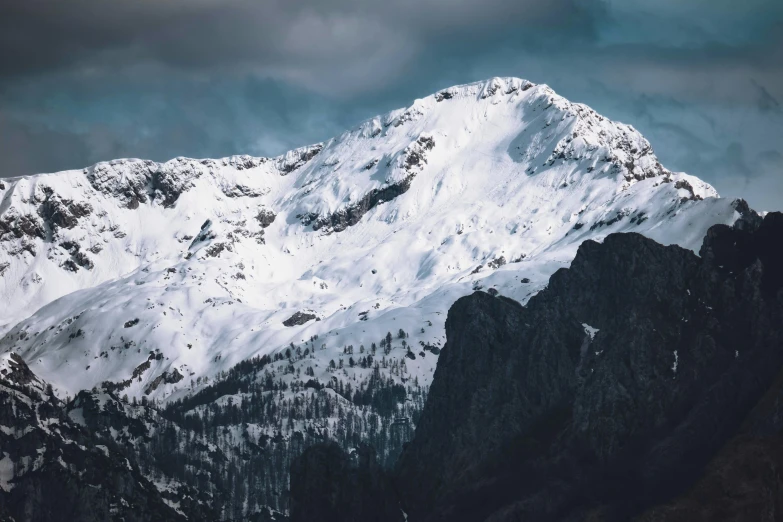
[0,77,741,401]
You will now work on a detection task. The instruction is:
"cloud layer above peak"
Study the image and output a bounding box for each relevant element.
[0,0,781,209]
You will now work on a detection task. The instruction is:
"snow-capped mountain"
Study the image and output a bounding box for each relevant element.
[0,77,742,402]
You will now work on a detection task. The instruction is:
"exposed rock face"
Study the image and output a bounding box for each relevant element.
[222,183,267,198]
[86,158,201,209]
[302,134,434,233]
[393,212,783,521]
[144,368,184,395]
[59,240,94,271]
[216,155,268,171]
[290,213,783,522]
[87,159,156,209]
[276,144,324,175]
[124,318,140,328]
[289,442,402,522]
[40,195,93,233]
[305,174,415,233]
[256,208,277,228]
[0,352,41,387]
[282,311,318,327]
[0,190,92,246]
[0,213,45,242]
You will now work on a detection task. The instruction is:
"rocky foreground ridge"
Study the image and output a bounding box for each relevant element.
[290,210,783,522]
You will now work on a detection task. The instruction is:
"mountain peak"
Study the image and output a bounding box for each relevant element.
[1,77,738,401]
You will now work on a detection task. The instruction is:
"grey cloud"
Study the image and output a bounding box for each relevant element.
[0,111,90,176]
[2,0,781,102]
[0,75,366,176]
[753,80,782,114]
[0,0,593,93]
[709,147,783,211]
[718,142,754,179]
[759,150,783,166]
[0,0,781,211]
[524,36,783,109]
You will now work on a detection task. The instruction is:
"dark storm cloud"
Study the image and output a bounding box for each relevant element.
[3,0,781,96]
[3,0,780,105]
[753,80,782,114]
[0,0,595,91]
[0,111,90,176]
[0,74,366,176]
[0,0,781,209]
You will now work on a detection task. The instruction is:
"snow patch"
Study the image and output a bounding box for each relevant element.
[0,453,13,491]
[582,323,599,340]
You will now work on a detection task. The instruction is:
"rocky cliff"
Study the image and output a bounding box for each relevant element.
[291,211,783,521]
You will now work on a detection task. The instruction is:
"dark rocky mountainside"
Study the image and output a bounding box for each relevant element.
[0,345,418,521]
[0,355,196,522]
[0,351,302,522]
[290,211,783,522]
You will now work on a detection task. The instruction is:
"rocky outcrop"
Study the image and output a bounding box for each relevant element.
[86,158,200,209]
[0,353,42,388]
[256,208,277,228]
[0,189,92,246]
[150,160,199,208]
[215,155,268,171]
[0,212,45,242]
[82,146,319,210]
[392,212,783,521]
[304,174,416,233]
[144,368,184,395]
[393,212,783,521]
[276,144,324,175]
[290,213,783,521]
[40,194,93,233]
[674,179,703,202]
[283,311,318,327]
[59,240,94,271]
[222,183,267,198]
[87,159,156,209]
[302,135,434,233]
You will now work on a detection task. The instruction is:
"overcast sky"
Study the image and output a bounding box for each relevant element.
[1,0,781,209]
